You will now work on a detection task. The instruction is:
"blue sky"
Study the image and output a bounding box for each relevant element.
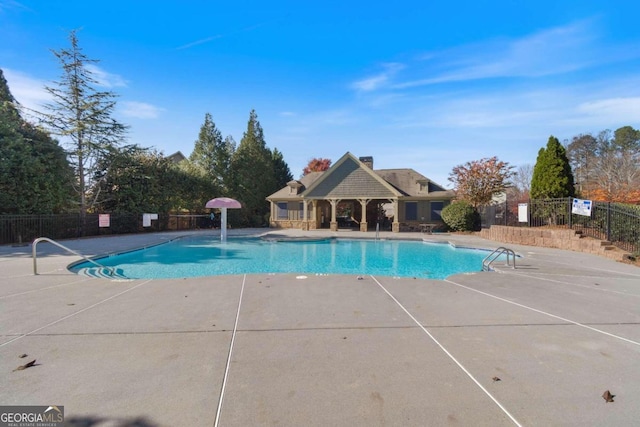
[1,1,639,187]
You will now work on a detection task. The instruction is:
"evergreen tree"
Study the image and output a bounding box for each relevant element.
[189,113,226,193]
[230,110,277,226]
[0,69,73,214]
[39,30,128,221]
[530,136,575,199]
[271,147,293,188]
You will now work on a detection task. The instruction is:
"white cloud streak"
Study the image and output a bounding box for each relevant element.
[396,21,597,88]
[121,101,164,119]
[176,35,223,50]
[351,63,405,92]
[2,68,50,111]
[85,64,127,88]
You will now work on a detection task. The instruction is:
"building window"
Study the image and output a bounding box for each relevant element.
[299,203,304,220]
[405,202,418,221]
[277,202,288,219]
[431,201,444,221]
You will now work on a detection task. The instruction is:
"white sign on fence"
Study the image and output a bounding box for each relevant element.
[98,214,110,228]
[571,198,593,217]
[518,203,528,222]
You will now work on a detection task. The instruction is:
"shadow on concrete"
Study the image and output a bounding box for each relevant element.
[66,415,158,427]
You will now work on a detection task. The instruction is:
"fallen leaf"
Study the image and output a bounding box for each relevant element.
[18,354,27,358]
[492,377,501,382]
[602,390,615,402]
[13,359,36,372]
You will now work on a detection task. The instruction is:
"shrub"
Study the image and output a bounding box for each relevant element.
[441,201,480,231]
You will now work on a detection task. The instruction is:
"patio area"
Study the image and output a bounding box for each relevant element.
[1,229,639,426]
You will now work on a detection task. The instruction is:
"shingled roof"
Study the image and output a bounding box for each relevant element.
[266,172,323,200]
[266,152,454,201]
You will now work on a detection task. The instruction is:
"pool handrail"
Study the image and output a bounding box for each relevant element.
[32,237,114,276]
[482,246,516,271]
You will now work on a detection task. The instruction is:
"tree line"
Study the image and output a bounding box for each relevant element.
[0,31,292,227]
[2,30,638,232]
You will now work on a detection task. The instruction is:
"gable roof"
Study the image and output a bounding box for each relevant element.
[266,152,455,201]
[166,151,186,163]
[301,152,402,199]
[266,172,323,200]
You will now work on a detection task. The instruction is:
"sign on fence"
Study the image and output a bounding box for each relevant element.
[518,203,528,222]
[98,214,110,227]
[571,198,593,217]
[142,213,158,227]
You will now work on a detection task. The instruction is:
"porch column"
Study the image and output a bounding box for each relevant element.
[311,200,318,230]
[329,198,340,231]
[302,199,308,230]
[392,199,400,232]
[358,198,370,232]
[269,201,275,227]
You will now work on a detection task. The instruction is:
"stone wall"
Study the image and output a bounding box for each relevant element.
[479,225,630,261]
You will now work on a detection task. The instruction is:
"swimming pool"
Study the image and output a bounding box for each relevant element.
[70,236,494,280]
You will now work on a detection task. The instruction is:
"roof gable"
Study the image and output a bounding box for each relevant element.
[303,152,401,199]
[266,172,323,200]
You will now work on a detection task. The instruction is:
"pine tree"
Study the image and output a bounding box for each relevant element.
[530,136,575,199]
[39,30,128,221]
[189,113,224,192]
[230,110,277,226]
[271,147,293,188]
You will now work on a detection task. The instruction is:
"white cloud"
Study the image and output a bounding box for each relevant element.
[120,101,164,119]
[2,68,50,111]
[0,0,30,13]
[577,97,640,122]
[351,62,405,92]
[85,64,127,88]
[176,35,223,50]
[394,20,602,89]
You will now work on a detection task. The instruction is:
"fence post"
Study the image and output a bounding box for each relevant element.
[504,201,508,226]
[568,197,572,229]
[606,202,611,242]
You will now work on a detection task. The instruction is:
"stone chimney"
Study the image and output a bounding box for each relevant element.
[359,156,374,169]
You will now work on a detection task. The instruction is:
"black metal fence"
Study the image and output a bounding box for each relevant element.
[0,213,212,245]
[481,198,640,254]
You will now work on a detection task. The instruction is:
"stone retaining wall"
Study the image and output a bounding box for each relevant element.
[479,225,630,261]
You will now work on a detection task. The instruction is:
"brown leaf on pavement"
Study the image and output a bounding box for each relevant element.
[13,359,36,372]
[602,390,615,402]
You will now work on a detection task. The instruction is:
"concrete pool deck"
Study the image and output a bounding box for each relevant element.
[1,229,639,426]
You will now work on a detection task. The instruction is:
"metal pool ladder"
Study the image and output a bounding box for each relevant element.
[32,237,114,276]
[482,246,516,271]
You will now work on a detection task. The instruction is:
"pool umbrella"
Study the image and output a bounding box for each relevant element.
[205,197,242,242]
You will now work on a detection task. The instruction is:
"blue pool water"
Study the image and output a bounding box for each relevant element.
[70,236,493,280]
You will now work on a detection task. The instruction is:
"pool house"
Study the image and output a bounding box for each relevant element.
[267,152,455,232]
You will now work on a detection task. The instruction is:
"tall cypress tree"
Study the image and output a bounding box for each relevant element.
[0,69,73,214]
[230,110,277,226]
[530,136,575,199]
